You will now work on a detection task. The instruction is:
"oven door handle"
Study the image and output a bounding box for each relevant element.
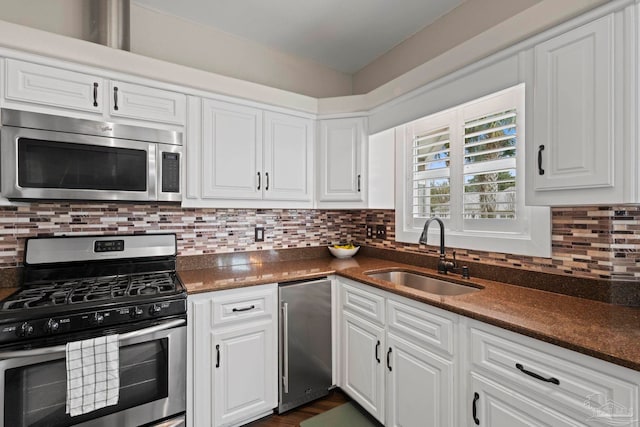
[0,318,186,359]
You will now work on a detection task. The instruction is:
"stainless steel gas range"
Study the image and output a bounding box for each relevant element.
[0,234,187,427]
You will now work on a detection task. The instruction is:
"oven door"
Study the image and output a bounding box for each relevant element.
[0,318,186,427]
[0,126,156,201]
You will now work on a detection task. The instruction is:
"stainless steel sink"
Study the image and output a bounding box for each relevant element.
[366,270,480,296]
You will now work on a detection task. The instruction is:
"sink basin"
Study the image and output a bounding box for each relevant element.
[366,270,480,296]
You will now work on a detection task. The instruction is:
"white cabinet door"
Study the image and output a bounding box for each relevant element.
[317,117,366,204]
[201,99,263,200]
[341,310,385,423]
[386,335,454,427]
[213,321,277,427]
[530,14,616,196]
[108,81,186,125]
[5,59,103,114]
[470,374,584,427]
[263,111,313,201]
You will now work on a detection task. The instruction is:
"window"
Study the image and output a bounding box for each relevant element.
[396,85,551,257]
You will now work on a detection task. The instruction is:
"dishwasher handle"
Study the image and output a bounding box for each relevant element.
[282,301,289,394]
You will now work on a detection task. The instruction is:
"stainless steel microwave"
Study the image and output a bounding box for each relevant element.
[0,109,182,202]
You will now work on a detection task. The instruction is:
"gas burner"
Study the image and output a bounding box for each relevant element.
[1,272,179,311]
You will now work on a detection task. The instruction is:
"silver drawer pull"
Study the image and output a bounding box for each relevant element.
[232,305,255,313]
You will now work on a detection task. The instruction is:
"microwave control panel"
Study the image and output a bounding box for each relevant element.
[162,152,180,193]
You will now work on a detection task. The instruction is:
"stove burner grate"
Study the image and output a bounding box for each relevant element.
[2,272,178,311]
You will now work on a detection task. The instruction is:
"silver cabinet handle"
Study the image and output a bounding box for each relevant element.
[0,318,185,359]
[282,302,289,393]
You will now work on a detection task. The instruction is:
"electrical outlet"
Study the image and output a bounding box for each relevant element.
[255,226,265,242]
[376,224,387,240]
[366,225,373,238]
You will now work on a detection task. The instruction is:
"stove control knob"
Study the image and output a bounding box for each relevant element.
[45,319,60,334]
[17,322,34,337]
[130,307,144,319]
[149,304,162,316]
[92,313,105,325]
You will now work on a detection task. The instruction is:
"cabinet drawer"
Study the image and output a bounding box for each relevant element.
[5,59,103,113]
[469,323,639,421]
[211,285,276,327]
[340,282,385,325]
[387,299,454,357]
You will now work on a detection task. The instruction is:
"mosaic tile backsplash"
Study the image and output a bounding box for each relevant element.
[0,203,637,282]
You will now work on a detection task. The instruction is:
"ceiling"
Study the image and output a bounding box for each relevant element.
[132,0,466,74]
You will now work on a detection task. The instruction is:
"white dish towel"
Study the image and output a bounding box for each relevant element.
[65,335,120,416]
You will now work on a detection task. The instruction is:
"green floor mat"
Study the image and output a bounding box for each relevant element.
[300,402,379,427]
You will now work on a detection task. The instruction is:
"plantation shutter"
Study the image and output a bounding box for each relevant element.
[412,125,451,219]
[462,109,517,219]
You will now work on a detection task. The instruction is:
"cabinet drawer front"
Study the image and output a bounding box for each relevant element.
[212,286,276,327]
[6,59,103,113]
[341,282,385,324]
[109,81,186,125]
[387,299,454,356]
[469,325,639,421]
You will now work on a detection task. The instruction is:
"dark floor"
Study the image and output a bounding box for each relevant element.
[244,389,350,427]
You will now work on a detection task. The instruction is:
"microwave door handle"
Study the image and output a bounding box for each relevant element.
[0,318,185,359]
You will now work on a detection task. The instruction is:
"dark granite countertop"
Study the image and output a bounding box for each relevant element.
[178,255,640,372]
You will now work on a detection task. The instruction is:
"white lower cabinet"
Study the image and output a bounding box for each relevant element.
[213,321,275,427]
[338,278,457,427]
[338,278,640,427]
[187,284,278,427]
[465,319,640,427]
[470,373,582,427]
[341,310,386,421]
[386,333,454,427]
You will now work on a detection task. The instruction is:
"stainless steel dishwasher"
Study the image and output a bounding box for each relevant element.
[278,277,332,413]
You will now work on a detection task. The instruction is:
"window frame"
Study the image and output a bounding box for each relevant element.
[395,84,551,257]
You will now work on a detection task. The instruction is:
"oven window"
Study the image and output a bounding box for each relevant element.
[17,138,147,191]
[4,339,168,427]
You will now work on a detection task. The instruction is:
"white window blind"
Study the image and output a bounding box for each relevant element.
[412,126,451,219]
[395,84,551,257]
[463,109,517,219]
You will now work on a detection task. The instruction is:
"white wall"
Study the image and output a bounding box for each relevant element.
[0,0,90,39]
[129,4,353,98]
[353,0,609,95]
[352,0,542,95]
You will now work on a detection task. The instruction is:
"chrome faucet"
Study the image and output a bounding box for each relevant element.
[419,217,456,275]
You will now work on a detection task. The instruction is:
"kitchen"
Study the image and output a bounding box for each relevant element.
[0,0,638,426]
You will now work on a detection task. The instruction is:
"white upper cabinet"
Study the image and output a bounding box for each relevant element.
[3,58,186,126]
[5,58,103,114]
[527,12,629,205]
[186,98,314,207]
[108,80,186,125]
[263,111,313,201]
[317,117,367,207]
[201,99,263,200]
